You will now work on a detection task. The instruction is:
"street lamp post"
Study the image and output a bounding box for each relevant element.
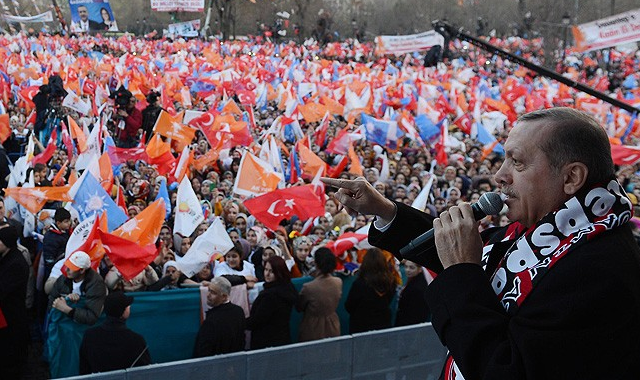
[562,12,571,69]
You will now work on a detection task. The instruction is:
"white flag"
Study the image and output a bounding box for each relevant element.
[174,176,204,237]
[75,123,102,171]
[176,217,233,277]
[411,160,437,212]
[65,215,97,257]
[62,90,91,116]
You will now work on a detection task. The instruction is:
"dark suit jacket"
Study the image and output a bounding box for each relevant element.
[246,281,297,350]
[79,317,151,374]
[345,276,393,334]
[370,201,640,379]
[395,272,430,327]
[193,302,245,357]
[88,20,101,31]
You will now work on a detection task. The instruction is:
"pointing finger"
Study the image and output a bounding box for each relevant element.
[321,177,364,191]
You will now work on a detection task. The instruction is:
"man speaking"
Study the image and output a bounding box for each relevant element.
[323,107,640,379]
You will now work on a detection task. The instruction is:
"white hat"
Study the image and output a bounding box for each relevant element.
[64,251,91,271]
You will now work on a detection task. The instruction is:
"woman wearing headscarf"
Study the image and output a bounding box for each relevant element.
[147,261,198,291]
[234,213,248,237]
[291,236,315,278]
[246,226,266,267]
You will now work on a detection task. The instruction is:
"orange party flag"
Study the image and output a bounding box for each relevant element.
[347,145,363,176]
[68,116,87,153]
[113,198,166,246]
[146,133,171,159]
[0,114,9,143]
[4,186,73,214]
[153,110,196,146]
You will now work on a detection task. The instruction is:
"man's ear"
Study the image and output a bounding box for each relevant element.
[563,162,588,196]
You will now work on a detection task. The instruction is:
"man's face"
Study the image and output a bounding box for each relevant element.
[66,267,84,280]
[207,283,227,307]
[494,121,568,228]
[78,6,89,21]
[126,97,136,111]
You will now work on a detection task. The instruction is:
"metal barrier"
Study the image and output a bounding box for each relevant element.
[61,323,447,380]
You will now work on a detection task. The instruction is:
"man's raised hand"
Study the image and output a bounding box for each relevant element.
[320,177,396,223]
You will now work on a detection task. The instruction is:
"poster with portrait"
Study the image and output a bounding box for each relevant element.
[68,0,118,33]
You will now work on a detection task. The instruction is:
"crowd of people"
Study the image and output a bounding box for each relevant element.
[0,28,639,378]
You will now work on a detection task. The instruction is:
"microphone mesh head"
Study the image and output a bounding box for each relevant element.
[477,192,504,216]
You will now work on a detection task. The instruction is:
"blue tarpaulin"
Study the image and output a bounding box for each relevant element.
[47,274,403,378]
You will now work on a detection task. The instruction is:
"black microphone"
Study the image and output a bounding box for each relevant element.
[399,192,504,258]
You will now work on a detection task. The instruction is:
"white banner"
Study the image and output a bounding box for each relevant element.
[174,176,204,237]
[176,217,234,277]
[151,0,204,12]
[375,30,445,55]
[166,19,201,37]
[573,8,640,52]
[62,90,91,116]
[3,11,54,23]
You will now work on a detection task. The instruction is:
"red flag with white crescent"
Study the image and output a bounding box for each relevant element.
[325,232,368,256]
[244,185,326,231]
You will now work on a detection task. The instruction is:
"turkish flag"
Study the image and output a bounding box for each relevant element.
[32,129,58,165]
[236,90,256,105]
[107,145,149,166]
[244,185,326,231]
[82,79,97,96]
[188,109,219,130]
[435,95,455,116]
[325,232,368,256]
[453,113,473,135]
[19,86,39,107]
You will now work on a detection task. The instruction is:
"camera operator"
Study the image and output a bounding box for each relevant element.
[110,88,142,148]
[33,75,67,144]
[141,91,163,144]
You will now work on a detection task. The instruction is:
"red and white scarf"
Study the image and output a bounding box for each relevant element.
[445,179,633,379]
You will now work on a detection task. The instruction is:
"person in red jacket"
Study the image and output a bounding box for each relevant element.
[115,93,142,148]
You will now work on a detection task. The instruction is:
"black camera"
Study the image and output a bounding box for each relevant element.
[110,86,133,109]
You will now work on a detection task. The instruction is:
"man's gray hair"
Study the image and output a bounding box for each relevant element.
[209,276,232,296]
[517,107,614,186]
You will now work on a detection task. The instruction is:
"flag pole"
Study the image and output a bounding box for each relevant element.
[50,0,68,33]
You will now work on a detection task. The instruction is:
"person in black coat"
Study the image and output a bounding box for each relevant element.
[141,91,163,143]
[0,225,29,379]
[194,277,246,357]
[42,208,71,281]
[246,256,297,350]
[79,292,151,374]
[395,260,430,327]
[0,143,11,196]
[345,248,396,334]
[324,108,640,379]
